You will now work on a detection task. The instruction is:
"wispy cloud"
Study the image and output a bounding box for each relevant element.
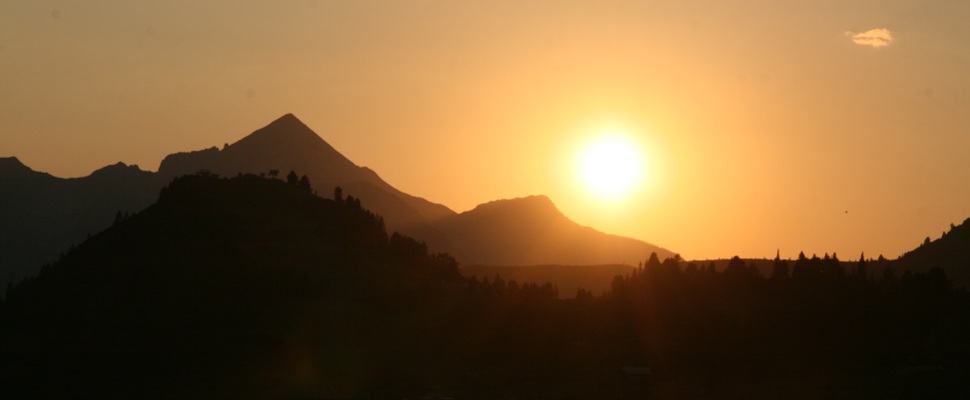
[846,28,893,48]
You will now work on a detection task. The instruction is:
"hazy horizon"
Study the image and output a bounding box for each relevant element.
[3,0,970,260]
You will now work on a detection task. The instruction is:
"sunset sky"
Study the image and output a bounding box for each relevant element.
[3,0,970,261]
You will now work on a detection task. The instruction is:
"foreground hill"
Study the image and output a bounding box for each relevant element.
[0,174,465,398]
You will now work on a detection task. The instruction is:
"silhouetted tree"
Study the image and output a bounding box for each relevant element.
[854,253,868,282]
[820,253,844,279]
[644,252,662,278]
[286,170,298,184]
[298,175,312,192]
[705,261,717,276]
[334,186,344,203]
[113,211,130,226]
[661,254,683,277]
[685,262,699,276]
[792,251,813,282]
[770,251,790,282]
[723,256,748,278]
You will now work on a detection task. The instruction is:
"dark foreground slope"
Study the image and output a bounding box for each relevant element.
[898,218,970,289]
[0,175,465,399]
[6,176,969,399]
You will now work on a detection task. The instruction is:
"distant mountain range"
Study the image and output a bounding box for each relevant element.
[0,158,167,289]
[1,114,671,291]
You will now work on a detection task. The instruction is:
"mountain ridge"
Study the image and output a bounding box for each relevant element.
[1,113,673,292]
[156,114,456,227]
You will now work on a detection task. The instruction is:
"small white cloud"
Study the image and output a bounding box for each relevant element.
[846,28,893,48]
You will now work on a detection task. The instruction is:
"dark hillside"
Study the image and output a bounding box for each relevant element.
[898,218,970,289]
[0,174,463,399]
[4,179,970,398]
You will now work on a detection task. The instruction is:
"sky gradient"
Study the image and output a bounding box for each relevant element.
[3,0,970,261]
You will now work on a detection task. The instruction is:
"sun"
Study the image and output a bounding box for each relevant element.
[577,133,645,201]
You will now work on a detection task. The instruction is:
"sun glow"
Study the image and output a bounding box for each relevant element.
[577,133,645,201]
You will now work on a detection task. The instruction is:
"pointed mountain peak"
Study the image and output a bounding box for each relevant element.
[232,113,322,148]
[217,113,362,172]
[157,114,364,182]
[266,113,304,130]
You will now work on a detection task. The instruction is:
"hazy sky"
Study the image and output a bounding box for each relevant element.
[3,0,970,260]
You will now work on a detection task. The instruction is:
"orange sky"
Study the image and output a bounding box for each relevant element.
[3,1,970,260]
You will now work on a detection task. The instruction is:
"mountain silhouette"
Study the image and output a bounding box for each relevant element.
[158,113,456,228]
[434,195,673,266]
[0,158,165,289]
[1,114,671,291]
